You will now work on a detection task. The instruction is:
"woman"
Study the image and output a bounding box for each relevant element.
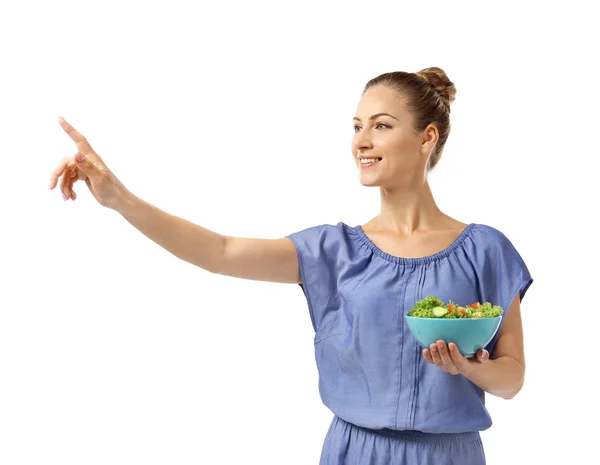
[48,67,533,465]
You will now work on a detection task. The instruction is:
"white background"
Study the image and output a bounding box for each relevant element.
[0,0,597,463]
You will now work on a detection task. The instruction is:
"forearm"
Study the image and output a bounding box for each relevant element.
[114,191,226,273]
[463,356,525,399]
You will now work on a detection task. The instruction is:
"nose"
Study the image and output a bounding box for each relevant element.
[353,129,373,152]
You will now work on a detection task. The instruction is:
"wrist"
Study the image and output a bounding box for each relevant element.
[461,357,492,380]
[113,188,141,215]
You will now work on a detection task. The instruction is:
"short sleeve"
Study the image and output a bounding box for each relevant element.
[286,224,343,332]
[476,226,533,352]
[492,230,533,311]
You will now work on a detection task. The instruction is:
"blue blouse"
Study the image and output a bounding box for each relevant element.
[286,222,533,434]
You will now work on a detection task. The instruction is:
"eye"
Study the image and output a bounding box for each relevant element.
[353,122,390,132]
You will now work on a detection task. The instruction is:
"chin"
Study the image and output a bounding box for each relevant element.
[359,176,382,187]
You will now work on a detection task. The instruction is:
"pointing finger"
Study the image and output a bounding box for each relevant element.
[58,117,93,154]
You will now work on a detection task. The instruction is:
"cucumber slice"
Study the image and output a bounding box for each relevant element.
[432,306,449,317]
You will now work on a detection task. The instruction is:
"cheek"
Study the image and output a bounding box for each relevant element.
[382,134,420,160]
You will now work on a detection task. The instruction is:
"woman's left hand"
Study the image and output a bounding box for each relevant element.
[423,340,489,376]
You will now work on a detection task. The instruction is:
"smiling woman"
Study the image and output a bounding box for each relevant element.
[48,66,532,465]
[286,67,532,465]
[352,68,455,189]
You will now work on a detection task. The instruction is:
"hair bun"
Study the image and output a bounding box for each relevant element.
[415,67,456,107]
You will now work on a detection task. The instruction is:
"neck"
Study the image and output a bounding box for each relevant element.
[375,180,450,235]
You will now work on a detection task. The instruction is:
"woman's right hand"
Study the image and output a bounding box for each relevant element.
[48,117,130,210]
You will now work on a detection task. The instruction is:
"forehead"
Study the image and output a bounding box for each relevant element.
[355,85,409,118]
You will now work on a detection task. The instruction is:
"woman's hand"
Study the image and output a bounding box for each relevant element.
[423,340,489,376]
[48,117,131,210]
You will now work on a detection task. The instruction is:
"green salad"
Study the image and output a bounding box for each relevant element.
[407,295,503,319]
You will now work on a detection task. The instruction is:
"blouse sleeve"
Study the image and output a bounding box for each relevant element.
[492,230,533,311]
[479,227,533,352]
[285,224,343,332]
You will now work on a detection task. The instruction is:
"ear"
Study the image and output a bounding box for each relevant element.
[421,123,439,158]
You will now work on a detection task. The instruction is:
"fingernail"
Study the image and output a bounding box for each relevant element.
[437,341,444,349]
[63,193,68,201]
[449,343,455,351]
[75,152,85,163]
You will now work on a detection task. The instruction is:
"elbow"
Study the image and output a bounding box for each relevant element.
[205,235,229,275]
[502,388,520,400]
[502,372,525,400]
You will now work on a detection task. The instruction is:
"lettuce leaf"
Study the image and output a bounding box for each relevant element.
[408,296,504,318]
[407,295,445,318]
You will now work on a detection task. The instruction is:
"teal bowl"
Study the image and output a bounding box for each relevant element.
[404,315,502,358]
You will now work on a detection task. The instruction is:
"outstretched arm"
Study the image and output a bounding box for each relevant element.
[50,117,301,284]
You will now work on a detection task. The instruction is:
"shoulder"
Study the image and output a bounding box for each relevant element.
[286,221,353,242]
[469,223,517,248]
[285,222,358,259]
[285,222,359,287]
[468,223,534,309]
[471,223,507,240]
[468,223,530,268]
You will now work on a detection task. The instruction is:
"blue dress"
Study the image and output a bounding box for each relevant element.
[286,222,533,465]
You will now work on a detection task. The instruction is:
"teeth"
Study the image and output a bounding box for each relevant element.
[360,158,380,164]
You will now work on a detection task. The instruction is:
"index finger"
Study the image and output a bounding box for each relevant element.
[58,117,93,154]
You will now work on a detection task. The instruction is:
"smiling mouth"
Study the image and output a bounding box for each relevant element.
[359,157,382,166]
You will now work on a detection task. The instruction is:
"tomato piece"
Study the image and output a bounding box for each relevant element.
[468,302,480,309]
[448,303,455,313]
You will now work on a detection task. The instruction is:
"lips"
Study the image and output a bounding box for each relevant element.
[359,157,382,168]
[359,156,382,164]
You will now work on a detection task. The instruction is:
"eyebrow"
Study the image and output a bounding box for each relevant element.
[353,112,399,122]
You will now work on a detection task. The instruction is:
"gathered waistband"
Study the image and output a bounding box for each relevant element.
[343,418,481,445]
